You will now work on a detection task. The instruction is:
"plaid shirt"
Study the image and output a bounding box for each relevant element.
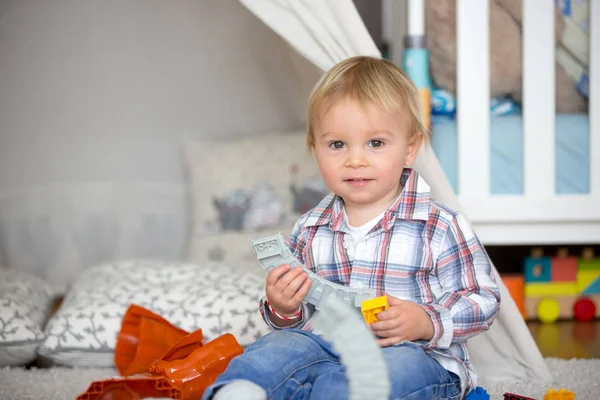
[260,168,501,392]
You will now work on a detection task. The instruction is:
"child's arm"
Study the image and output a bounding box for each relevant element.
[259,213,316,330]
[420,213,501,349]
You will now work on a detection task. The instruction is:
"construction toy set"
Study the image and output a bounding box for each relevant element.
[503,248,600,323]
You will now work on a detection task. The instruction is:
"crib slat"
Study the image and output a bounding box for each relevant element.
[523,0,555,196]
[457,0,490,197]
[591,0,600,196]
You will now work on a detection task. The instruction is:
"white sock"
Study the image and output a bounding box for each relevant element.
[212,379,267,400]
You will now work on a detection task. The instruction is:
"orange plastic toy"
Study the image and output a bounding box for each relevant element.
[77,304,244,400]
[114,304,191,376]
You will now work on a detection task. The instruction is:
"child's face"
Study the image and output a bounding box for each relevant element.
[312,97,420,210]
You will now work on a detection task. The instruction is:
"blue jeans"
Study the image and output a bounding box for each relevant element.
[202,329,462,400]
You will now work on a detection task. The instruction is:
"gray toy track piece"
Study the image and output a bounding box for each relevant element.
[313,296,390,400]
[251,233,376,309]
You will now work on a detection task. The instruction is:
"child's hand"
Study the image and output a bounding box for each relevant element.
[265,264,312,317]
[369,294,434,347]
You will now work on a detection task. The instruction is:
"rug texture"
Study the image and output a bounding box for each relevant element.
[0,357,598,399]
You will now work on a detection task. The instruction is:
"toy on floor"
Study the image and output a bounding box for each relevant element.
[76,304,243,400]
[465,386,490,400]
[522,247,600,323]
[544,387,576,399]
[503,392,536,400]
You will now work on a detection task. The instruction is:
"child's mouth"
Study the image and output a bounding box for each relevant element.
[345,178,373,186]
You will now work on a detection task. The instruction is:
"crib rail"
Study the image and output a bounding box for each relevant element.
[523,0,555,196]
[454,0,600,244]
[591,0,600,197]
[456,0,490,197]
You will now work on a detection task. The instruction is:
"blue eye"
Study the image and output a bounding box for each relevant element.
[329,141,345,149]
[369,140,383,148]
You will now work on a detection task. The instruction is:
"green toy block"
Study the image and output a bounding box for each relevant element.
[579,259,600,272]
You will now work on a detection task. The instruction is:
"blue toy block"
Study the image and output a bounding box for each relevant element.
[582,275,600,295]
[524,257,551,283]
[466,386,490,400]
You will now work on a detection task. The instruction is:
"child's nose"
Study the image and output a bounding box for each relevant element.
[344,147,368,168]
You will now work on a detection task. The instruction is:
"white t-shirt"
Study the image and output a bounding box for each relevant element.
[343,209,386,261]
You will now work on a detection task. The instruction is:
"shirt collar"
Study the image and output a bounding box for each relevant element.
[302,168,431,232]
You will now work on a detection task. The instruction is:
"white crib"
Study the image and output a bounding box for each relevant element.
[396,0,600,246]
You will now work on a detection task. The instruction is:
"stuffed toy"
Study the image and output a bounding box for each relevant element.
[425,0,588,113]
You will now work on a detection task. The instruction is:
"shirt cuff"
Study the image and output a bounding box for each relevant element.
[259,297,311,330]
[420,304,453,349]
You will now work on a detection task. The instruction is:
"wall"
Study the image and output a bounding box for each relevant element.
[0,0,321,292]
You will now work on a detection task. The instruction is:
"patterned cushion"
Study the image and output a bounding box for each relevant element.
[38,260,270,367]
[0,269,53,366]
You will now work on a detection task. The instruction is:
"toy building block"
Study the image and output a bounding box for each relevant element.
[581,276,600,295]
[465,386,490,400]
[525,296,569,321]
[577,270,600,294]
[312,295,390,400]
[503,392,536,400]
[524,256,551,283]
[581,247,595,261]
[531,247,544,258]
[115,304,193,376]
[550,256,578,282]
[525,282,577,297]
[251,234,376,309]
[78,305,243,400]
[543,388,575,400]
[556,248,569,258]
[526,294,600,321]
[361,296,389,324]
[502,274,526,318]
[578,258,600,272]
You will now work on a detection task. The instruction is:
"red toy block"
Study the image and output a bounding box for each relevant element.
[550,256,578,282]
[503,392,536,400]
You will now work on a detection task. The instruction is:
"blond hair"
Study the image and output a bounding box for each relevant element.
[306,56,428,150]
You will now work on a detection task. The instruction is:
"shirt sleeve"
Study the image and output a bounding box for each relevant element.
[259,213,316,330]
[421,213,501,349]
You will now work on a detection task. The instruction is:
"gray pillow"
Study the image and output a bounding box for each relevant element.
[38,260,270,367]
[0,269,53,366]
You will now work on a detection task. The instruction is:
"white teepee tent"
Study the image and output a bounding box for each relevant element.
[237,0,552,386]
[0,0,551,386]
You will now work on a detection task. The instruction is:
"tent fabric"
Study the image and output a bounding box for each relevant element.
[238,0,553,385]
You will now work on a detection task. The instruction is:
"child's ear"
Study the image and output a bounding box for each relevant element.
[404,133,423,167]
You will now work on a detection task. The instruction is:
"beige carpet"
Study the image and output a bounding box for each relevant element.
[0,357,598,399]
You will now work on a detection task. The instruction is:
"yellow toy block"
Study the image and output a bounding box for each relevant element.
[361,296,389,324]
[543,388,575,400]
[525,282,577,297]
[577,270,600,293]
